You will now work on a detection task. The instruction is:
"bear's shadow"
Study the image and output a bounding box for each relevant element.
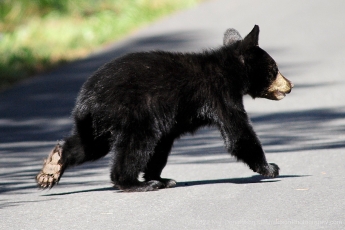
[176,174,308,187]
[42,175,307,196]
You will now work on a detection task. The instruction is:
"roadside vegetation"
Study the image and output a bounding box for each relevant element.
[0,0,202,90]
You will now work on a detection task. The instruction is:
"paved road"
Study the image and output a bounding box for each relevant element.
[1,0,345,229]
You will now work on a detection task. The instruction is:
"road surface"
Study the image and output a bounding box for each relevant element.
[1,0,344,229]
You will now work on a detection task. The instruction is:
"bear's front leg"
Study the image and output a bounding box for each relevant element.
[230,135,280,178]
[218,110,279,178]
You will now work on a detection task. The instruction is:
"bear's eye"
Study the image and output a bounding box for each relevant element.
[270,65,279,81]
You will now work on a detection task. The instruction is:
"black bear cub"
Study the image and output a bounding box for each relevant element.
[36,25,293,192]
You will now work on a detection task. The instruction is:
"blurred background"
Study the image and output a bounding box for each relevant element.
[0,0,203,90]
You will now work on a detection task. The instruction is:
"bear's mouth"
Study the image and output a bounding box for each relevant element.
[262,72,293,100]
[273,90,287,100]
[262,90,287,100]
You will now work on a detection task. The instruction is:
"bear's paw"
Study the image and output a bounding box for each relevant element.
[36,144,63,189]
[257,163,280,178]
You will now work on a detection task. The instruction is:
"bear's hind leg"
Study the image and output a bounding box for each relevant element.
[36,127,111,189]
[110,135,172,192]
[143,134,176,188]
[36,133,83,189]
[111,153,165,192]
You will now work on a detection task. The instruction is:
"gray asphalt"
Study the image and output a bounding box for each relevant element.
[1,0,345,229]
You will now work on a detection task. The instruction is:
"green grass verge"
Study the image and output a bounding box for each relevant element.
[0,0,203,90]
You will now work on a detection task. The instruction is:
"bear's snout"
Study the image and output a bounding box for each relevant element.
[263,72,293,100]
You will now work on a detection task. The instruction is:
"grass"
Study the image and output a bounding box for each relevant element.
[0,0,203,90]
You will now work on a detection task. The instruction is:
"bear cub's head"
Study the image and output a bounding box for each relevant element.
[224,25,293,100]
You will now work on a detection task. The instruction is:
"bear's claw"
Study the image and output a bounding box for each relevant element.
[159,178,177,188]
[36,144,63,189]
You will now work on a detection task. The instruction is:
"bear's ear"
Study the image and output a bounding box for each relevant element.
[223,28,242,46]
[241,25,260,51]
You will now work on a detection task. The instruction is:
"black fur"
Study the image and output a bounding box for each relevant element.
[57,25,282,192]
